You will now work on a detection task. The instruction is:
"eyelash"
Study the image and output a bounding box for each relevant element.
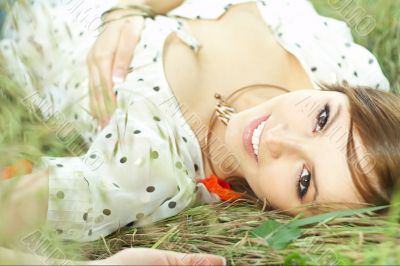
[297,103,330,199]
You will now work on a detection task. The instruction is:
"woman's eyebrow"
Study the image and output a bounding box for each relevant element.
[311,103,343,202]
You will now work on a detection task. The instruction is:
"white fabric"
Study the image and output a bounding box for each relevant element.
[0,0,390,242]
[1,0,219,242]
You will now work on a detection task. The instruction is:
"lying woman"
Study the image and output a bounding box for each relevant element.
[1,0,399,264]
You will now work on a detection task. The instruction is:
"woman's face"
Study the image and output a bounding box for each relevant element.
[225,89,369,214]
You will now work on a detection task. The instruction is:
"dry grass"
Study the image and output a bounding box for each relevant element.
[77,201,400,265]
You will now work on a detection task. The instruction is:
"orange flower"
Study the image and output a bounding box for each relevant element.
[2,159,33,179]
[199,175,242,201]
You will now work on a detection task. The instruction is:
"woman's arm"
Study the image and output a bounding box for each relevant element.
[151,0,185,14]
[0,245,226,265]
[87,0,185,128]
[123,0,185,14]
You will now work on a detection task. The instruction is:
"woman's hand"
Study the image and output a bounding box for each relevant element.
[86,9,145,128]
[0,246,225,265]
[91,247,227,265]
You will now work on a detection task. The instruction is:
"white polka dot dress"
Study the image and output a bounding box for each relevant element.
[0,0,390,242]
[1,0,219,242]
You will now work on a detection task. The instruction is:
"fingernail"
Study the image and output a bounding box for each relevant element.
[112,69,125,84]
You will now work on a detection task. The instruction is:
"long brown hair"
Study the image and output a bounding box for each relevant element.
[227,83,400,211]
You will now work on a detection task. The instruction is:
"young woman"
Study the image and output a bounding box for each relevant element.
[1,0,399,264]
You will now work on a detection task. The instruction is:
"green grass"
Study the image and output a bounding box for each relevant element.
[311,0,400,93]
[78,203,400,265]
[1,0,400,265]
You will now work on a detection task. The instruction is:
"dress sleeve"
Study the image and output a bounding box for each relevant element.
[255,0,391,92]
[42,91,201,242]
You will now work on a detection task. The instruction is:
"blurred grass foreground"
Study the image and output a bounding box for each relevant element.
[0,0,399,265]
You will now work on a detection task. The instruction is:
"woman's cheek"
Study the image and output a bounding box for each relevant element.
[251,169,271,200]
[257,165,295,209]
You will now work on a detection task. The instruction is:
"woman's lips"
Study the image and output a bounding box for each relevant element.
[243,115,270,162]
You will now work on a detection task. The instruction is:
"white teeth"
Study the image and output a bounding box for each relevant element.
[251,121,266,157]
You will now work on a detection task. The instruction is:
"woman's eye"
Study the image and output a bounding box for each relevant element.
[298,166,311,198]
[314,104,330,132]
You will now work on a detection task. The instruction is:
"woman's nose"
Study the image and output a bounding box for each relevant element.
[263,123,308,159]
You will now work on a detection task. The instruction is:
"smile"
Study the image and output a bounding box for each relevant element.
[243,115,270,162]
[252,120,267,156]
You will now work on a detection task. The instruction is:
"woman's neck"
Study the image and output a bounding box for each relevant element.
[162,2,316,179]
[200,87,291,180]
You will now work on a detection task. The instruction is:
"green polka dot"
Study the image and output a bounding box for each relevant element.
[150,150,159,159]
[103,209,111,216]
[153,116,161,122]
[175,162,183,169]
[56,191,64,199]
[83,212,88,221]
[146,186,155,192]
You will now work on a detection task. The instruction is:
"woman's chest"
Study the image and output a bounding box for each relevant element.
[163,2,313,123]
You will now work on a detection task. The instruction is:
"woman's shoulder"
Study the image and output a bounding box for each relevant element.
[168,0,256,19]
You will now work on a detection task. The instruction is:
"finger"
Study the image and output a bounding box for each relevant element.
[92,23,121,103]
[91,62,110,128]
[99,68,117,126]
[164,251,226,266]
[180,253,227,266]
[112,17,144,84]
[87,52,100,121]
